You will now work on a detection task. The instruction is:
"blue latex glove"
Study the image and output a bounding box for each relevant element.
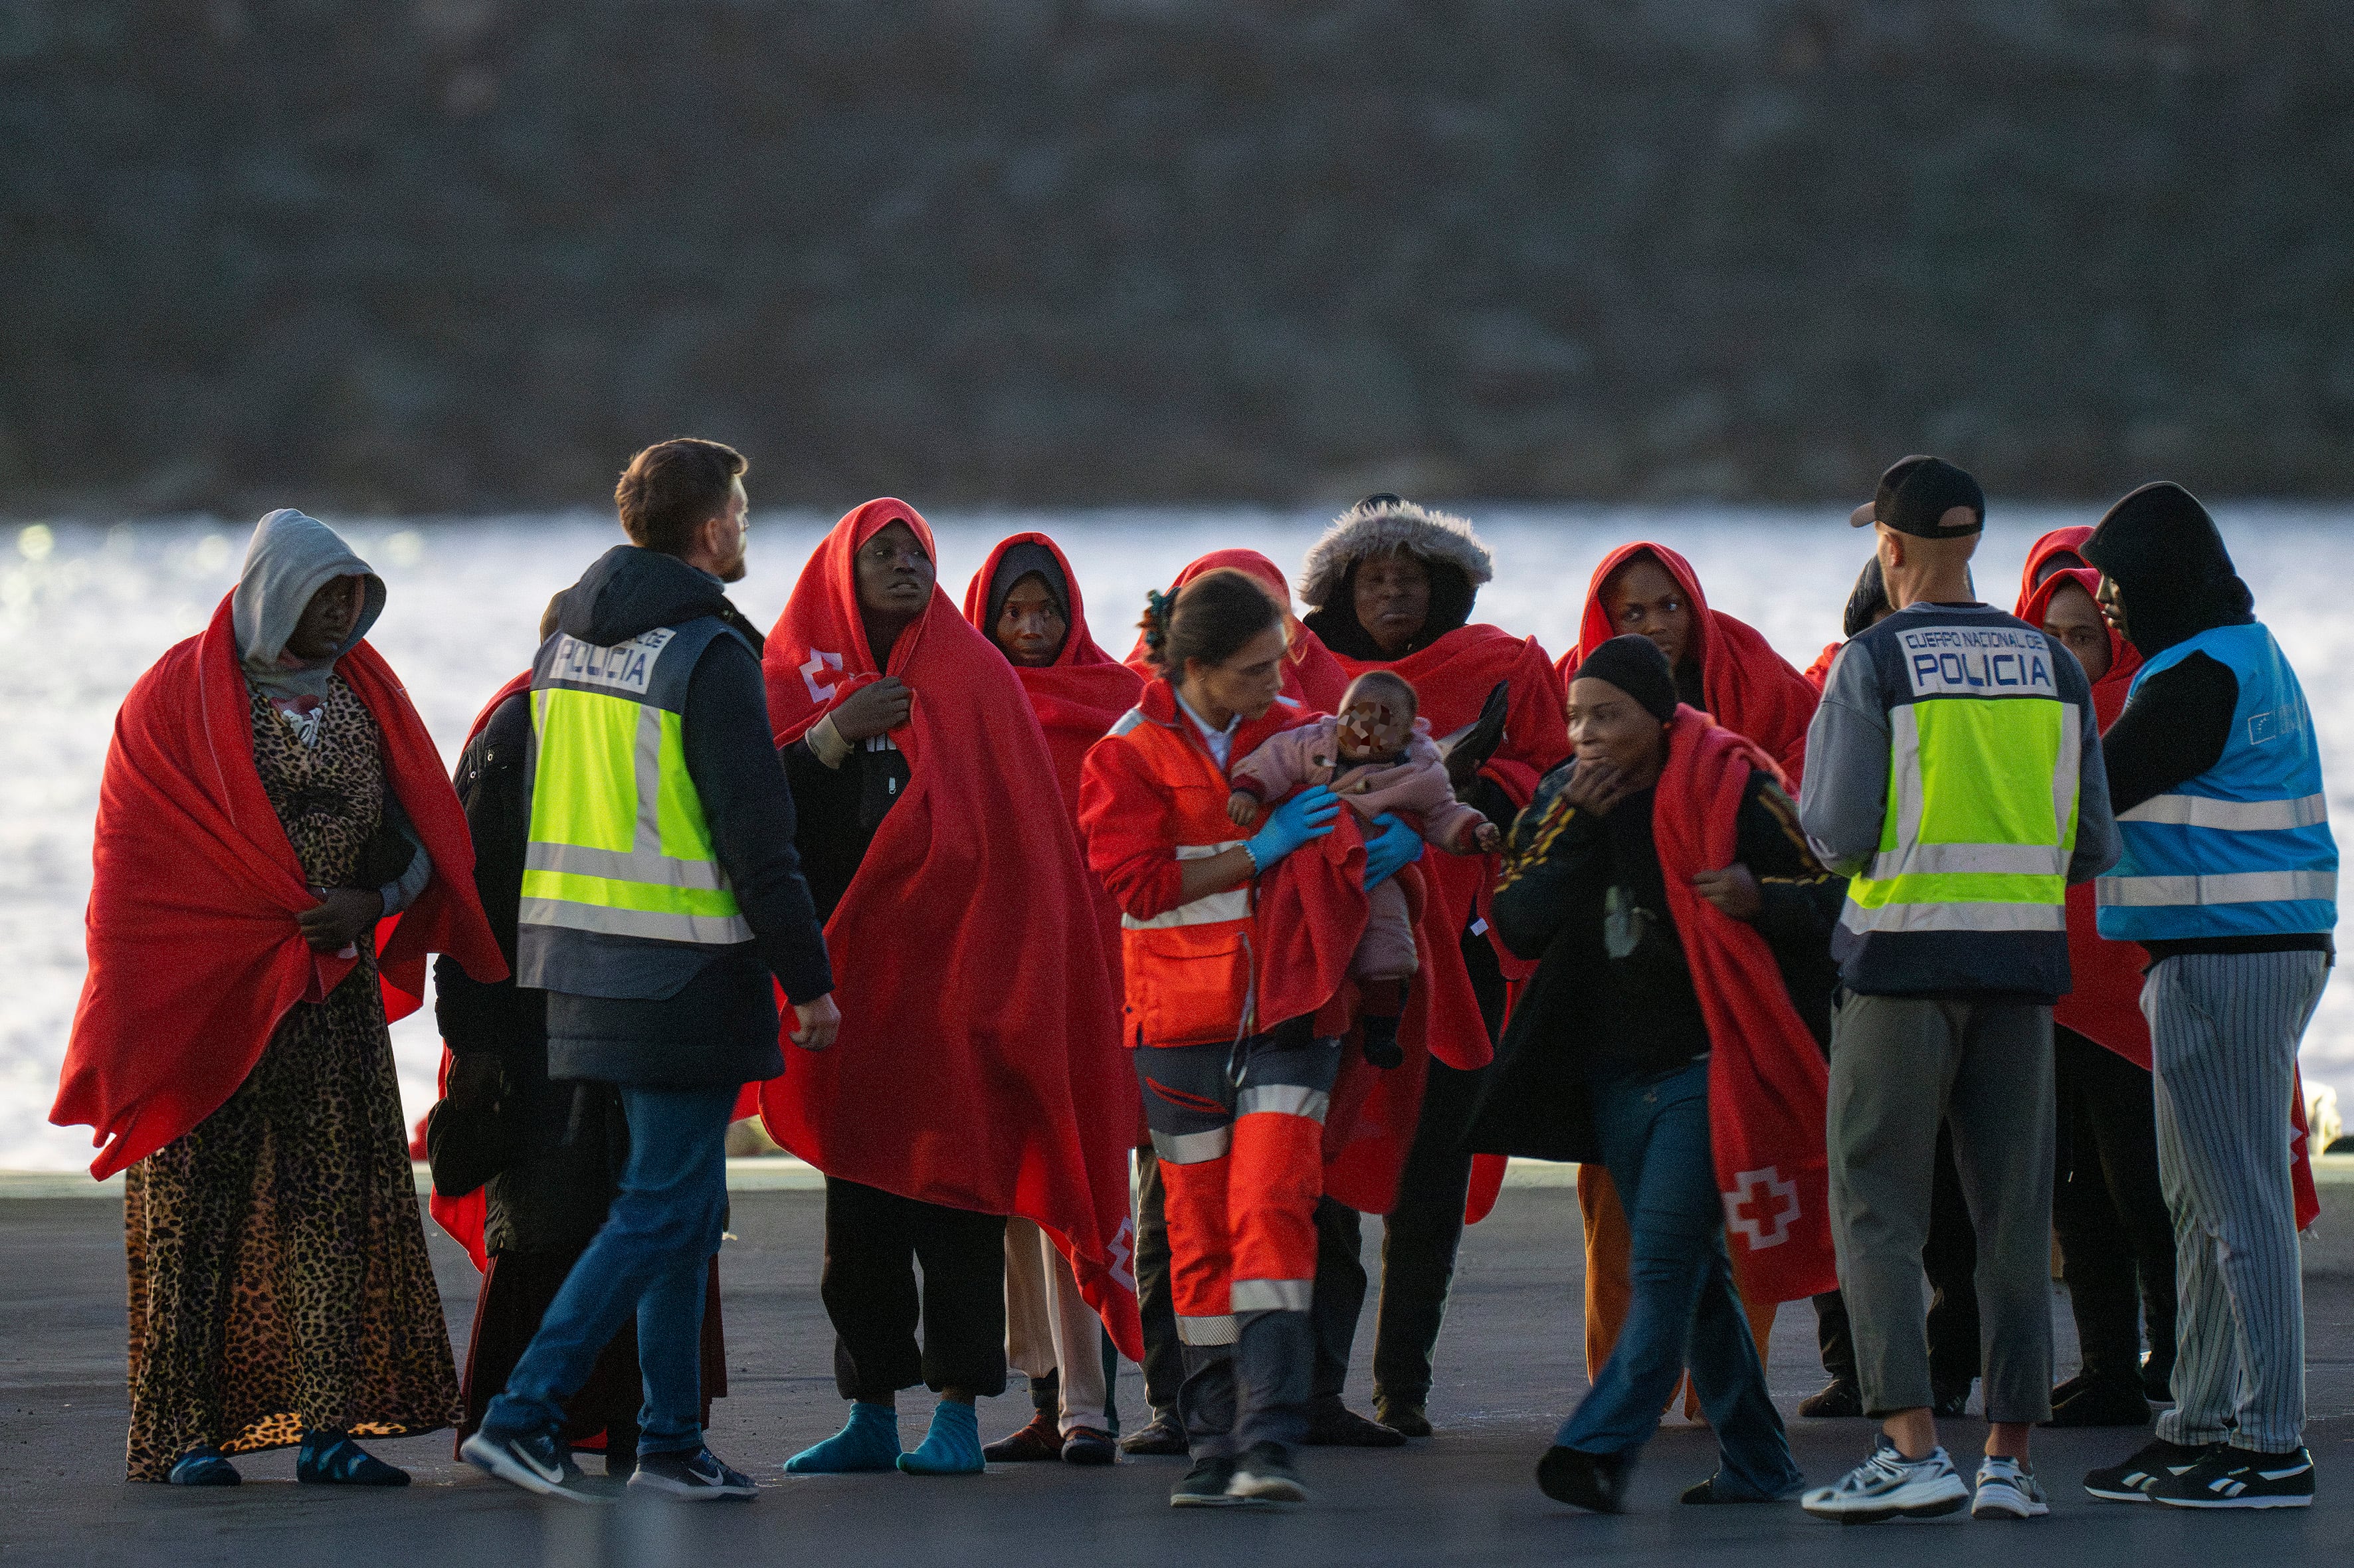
[1361,812,1426,890]
[1244,786,1340,870]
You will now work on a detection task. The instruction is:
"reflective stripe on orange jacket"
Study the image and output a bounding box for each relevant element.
[1077,678,1312,1048]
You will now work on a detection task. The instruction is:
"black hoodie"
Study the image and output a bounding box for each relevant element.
[2086,485,2329,961]
[537,545,835,1086]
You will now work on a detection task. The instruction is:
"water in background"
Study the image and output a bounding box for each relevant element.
[5,504,2348,1171]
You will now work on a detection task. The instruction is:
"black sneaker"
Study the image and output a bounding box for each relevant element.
[2044,1373,2151,1428]
[1304,1393,1405,1447]
[1797,1380,1862,1419]
[1375,1397,1432,1438]
[1171,1454,1242,1508]
[1227,1442,1308,1503]
[1931,1380,1974,1419]
[2145,1445,2314,1510]
[2082,1437,2214,1502]
[461,1426,605,1504]
[1537,1445,1632,1514]
[628,1446,758,1500]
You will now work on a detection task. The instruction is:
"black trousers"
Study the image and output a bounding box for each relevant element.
[1133,1154,1184,1411]
[1815,1123,1982,1391]
[2052,1024,2178,1381]
[821,1176,1008,1402]
[1314,927,1508,1404]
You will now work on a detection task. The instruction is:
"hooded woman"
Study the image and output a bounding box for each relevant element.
[761,500,1142,1480]
[1475,635,1838,1511]
[1293,496,1571,1437]
[961,534,1143,1466]
[1127,547,1350,712]
[53,509,505,1486]
[1567,541,1819,783]
[2012,551,2174,1425]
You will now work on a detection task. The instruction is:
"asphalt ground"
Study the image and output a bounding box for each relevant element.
[2,1187,2348,1567]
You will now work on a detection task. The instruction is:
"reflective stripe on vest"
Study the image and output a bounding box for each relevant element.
[1840,696,2076,937]
[1121,840,1250,930]
[2096,622,2337,940]
[520,637,751,947]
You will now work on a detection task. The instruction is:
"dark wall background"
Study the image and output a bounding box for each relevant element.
[5,0,2352,516]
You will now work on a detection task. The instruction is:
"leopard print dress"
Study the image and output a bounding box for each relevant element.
[121,673,460,1479]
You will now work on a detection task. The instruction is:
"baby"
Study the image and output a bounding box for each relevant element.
[1228,670,1502,1066]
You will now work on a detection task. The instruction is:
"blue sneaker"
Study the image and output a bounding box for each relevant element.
[167,1445,240,1487]
[462,1426,604,1503]
[629,1446,758,1501]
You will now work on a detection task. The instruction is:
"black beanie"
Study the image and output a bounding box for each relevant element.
[1573,634,1679,724]
[2082,482,2253,656]
[1842,553,1890,640]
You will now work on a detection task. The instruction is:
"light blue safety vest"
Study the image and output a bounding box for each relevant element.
[2096,621,2337,941]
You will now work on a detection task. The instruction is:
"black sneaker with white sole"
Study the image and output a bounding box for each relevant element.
[2082,1438,2214,1502]
[2145,1445,2314,1510]
[461,1426,604,1503]
[1171,1454,1242,1507]
[1227,1442,1308,1503]
[628,1446,759,1500]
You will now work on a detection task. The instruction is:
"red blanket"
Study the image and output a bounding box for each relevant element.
[1567,541,1819,786]
[1651,706,1838,1303]
[52,595,505,1179]
[760,500,1143,1359]
[1124,548,1349,711]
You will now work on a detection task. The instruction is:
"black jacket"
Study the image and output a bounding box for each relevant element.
[538,545,835,1087]
[1467,759,1844,1163]
[429,692,625,1254]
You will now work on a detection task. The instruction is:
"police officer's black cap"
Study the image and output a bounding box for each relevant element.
[1848,456,1985,538]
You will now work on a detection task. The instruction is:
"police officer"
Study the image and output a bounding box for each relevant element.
[2080,484,2335,1510]
[1795,457,2119,1524]
[464,437,840,1502]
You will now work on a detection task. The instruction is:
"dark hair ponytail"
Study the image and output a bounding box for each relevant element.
[1139,568,1282,677]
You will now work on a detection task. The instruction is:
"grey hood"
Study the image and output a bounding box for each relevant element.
[231,508,385,701]
[1298,498,1494,659]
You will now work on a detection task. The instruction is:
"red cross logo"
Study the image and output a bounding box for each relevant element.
[800,648,844,704]
[1725,1166,1800,1250]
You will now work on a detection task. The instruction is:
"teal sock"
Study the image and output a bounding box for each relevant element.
[785,1401,901,1474]
[897,1401,983,1476]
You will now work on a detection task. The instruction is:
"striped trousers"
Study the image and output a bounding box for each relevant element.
[2145,949,2328,1453]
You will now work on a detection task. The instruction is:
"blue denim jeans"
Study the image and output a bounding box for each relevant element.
[1557,1056,1798,1499]
[482,1083,736,1457]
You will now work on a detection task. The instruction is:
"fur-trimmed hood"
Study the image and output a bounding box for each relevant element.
[1298,498,1494,660]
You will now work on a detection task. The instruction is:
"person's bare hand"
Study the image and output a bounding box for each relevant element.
[298,887,382,951]
[832,678,911,742]
[791,993,842,1051]
[1692,864,1763,921]
[1227,791,1262,827]
[1562,760,1636,819]
[1471,820,1503,854]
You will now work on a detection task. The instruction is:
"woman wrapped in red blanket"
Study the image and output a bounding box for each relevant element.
[1474,634,1840,1511]
[1291,494,1571,1439]
[53,508,504,1486]
[961,532,1145,1466]
[762,500,1141,1479]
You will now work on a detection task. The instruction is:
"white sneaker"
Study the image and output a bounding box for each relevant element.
[1972,1455,2049,1519]
[1801,1435,1969,1523]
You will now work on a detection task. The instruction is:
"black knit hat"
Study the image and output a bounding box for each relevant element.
[1850,455,1985,538]
[1572,634,1678,724]
[1842,553,1890,640]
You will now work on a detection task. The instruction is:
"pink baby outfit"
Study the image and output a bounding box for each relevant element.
[1230,716,1488,982]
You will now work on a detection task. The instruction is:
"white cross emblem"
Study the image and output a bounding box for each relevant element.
[1106,1213,1137,1294]
[800,648,844,704]
[1724,1165,1800,1250]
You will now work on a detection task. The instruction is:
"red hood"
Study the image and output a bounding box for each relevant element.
[2018,564,2141,731]
[2018,524,2096,610]
[1566,541,1818,784]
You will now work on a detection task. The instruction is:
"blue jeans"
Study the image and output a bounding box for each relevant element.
[1558,1056,1798,1499]
[483,1083,736,1457]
